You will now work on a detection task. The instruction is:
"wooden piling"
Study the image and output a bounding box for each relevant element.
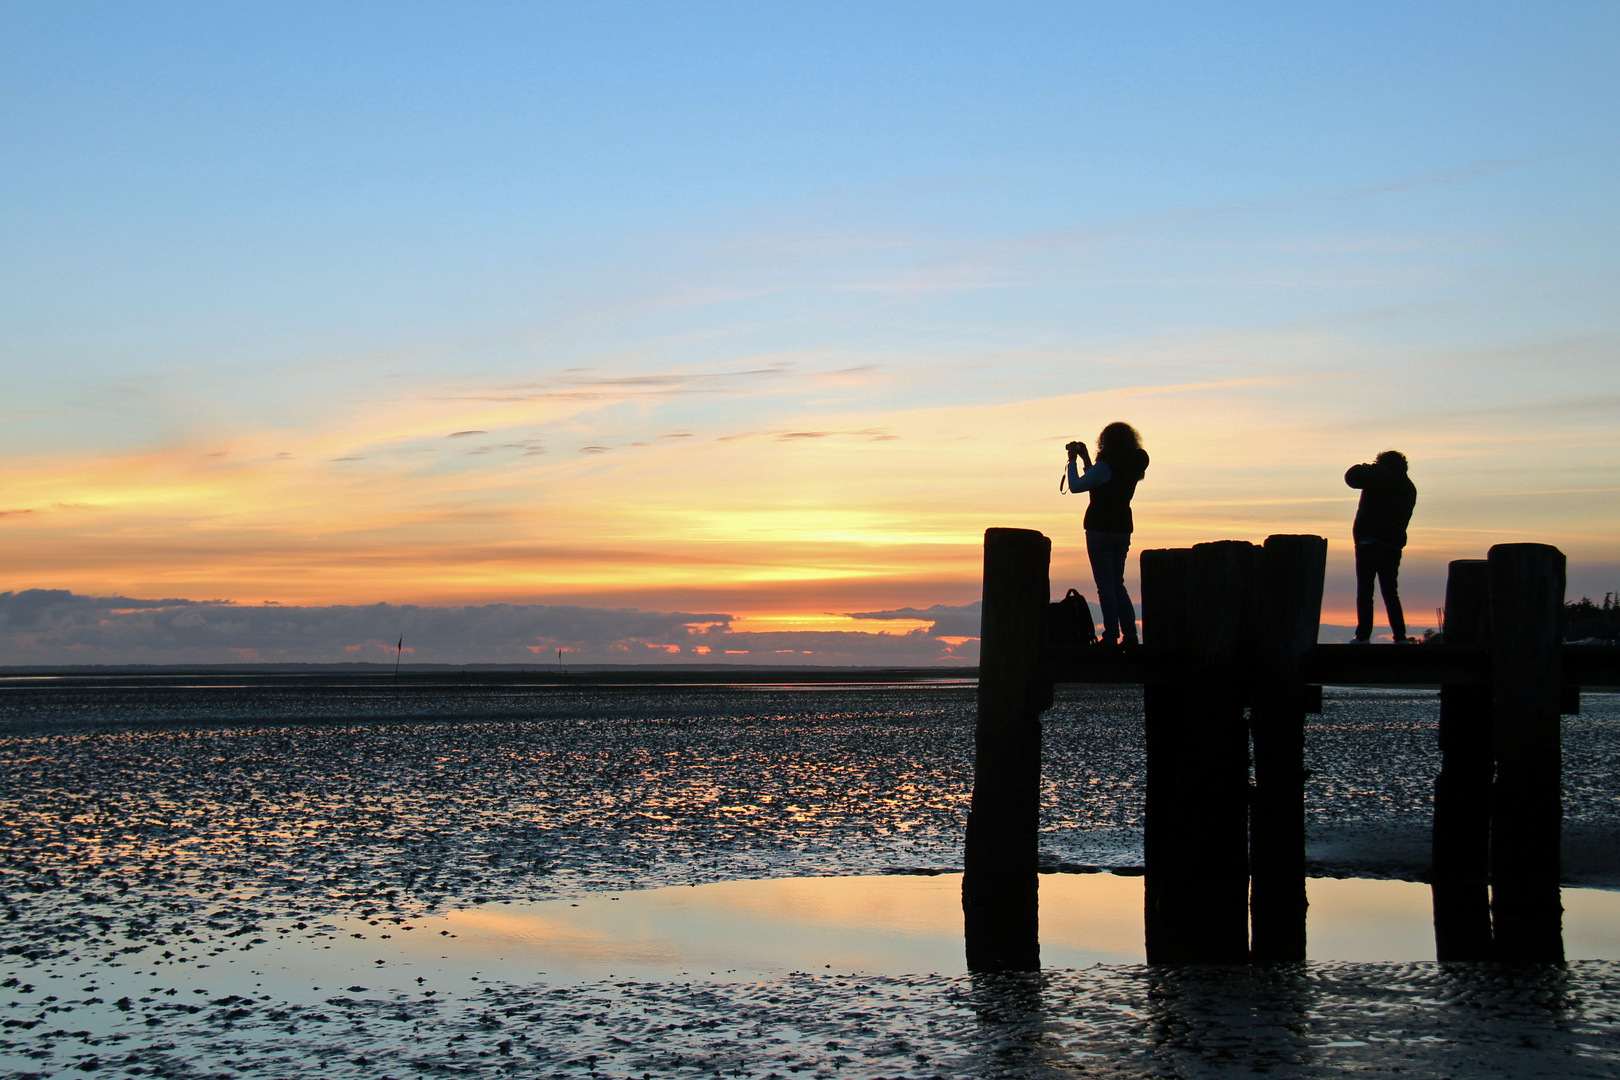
[1142,540,1257,963]
[1249,534,1327,962]
[1142,546,1190,962]
[1432,559,1494,960]
[1487,543,1565,962]
[963,527,1051,971]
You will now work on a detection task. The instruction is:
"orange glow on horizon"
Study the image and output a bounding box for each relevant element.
[3,377,1612,629]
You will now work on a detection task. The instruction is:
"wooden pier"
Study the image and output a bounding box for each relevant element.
[963,529,1620,970]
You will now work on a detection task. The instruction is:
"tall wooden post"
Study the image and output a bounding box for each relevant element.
[1142,540,1257,963]
[1140,550,1192,965]
[963,527,1051,971]
[1141,547,1190,963]
[1487,543,1565,962]
[1250,534,1327,962]
[1432,558,1494,960]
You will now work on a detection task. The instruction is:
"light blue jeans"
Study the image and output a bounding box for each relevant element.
[1086,530,1137,645]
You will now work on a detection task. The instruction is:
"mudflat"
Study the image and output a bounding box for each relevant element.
[2,679,1617,1077]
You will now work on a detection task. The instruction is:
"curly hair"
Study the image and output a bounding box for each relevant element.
[1375,449,1408,471]
[1097,421,1143,461]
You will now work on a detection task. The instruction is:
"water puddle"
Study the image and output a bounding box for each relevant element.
[29,874,1620,1020]
[388,874,1620,975]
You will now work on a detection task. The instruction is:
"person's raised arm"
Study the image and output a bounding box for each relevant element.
[1066,449,1112,494]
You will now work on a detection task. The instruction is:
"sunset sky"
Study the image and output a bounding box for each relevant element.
[3,3,1617,663]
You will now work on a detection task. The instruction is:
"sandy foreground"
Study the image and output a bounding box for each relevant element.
[2,680,1618,1077]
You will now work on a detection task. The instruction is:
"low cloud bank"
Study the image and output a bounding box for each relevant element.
[0,591,981,667]
[845,603,983,638]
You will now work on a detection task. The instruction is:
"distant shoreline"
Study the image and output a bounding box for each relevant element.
[0,662,978,686]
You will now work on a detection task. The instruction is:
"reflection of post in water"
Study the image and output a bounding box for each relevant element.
[1433,559,1494,960]
[1250,535,1326,963]
[1142,541,1255,964]
[1434,961,1574,1065]
[1145,965,1314,1074]
[962,971,1065,1075]
[963,528,1050,972]
[1487,543,1565,963]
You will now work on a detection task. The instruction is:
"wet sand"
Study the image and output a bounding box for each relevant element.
[2,680,1618,1077]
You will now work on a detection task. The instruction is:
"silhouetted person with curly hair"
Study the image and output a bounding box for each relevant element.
[1066,422,1149,645]
[1345,450,1417,644]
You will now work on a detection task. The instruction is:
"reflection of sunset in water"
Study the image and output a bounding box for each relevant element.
[396,873,1149,977]
[334,873,1620,983]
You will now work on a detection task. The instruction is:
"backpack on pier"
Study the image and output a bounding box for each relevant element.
[1047,588,1098,645]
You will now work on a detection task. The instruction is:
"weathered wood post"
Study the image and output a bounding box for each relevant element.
[1250,534,1327,963]
[1487,543,1565,962]
[1432,558,1494,960]
[1142,546,1190,962]
[1142,540,1257,963]
[963,527,1051,971]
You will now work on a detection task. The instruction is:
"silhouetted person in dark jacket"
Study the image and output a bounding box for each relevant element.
[1066,422,1149,645]
[1345,450,1417,643]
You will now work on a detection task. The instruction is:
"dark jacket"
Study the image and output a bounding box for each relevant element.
[1085,447,1150,533]
[1345,462,1416,548]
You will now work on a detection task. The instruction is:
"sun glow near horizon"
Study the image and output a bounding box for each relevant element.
[4,363,1615,633]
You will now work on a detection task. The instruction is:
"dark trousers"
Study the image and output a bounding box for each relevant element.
[1355,541,1405,640]
[1087,530,1137,645]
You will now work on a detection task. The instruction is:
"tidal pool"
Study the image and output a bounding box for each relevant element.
[300,872,1620,982]
[17,872,1620,1003]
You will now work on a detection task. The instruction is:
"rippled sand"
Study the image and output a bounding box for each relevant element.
[2,680,1618,1077]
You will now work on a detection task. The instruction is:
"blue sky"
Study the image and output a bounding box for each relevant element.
[7,2,1613,381]
[2,2,1617,660]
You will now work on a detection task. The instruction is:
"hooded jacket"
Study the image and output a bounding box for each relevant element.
[1345,461,1416,548]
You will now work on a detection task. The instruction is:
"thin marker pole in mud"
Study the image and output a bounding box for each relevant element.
[963,527,1049,972]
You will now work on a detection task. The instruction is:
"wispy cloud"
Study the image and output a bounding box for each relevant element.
[437,364,798,405]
